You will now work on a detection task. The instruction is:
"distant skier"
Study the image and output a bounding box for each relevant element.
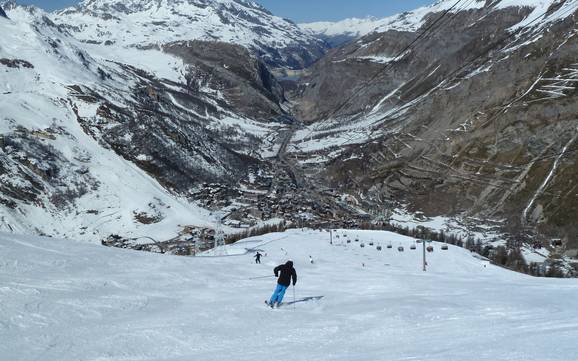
[267,260,297,308]
[309,255,314,264]
[254,252,262,264]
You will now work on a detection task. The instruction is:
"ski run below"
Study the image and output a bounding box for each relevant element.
[2,229,578,361]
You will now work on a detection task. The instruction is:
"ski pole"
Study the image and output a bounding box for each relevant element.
[248,275,275,280]
[293,284,296,310]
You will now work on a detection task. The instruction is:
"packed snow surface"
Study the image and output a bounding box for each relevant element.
[2,230,578,360]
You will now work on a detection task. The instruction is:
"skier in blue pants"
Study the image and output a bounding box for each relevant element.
[268,260,297,308]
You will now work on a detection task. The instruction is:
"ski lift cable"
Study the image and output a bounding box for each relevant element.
[300,0,471,140]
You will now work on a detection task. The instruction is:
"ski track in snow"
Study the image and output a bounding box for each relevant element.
[1,230,578,361]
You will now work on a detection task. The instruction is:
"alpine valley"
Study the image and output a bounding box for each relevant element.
[0,0,577,266]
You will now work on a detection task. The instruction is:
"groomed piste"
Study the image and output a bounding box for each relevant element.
[2,229,578,360]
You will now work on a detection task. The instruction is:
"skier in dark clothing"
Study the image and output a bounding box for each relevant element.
[268,260,297,308]
[254,252,262,264]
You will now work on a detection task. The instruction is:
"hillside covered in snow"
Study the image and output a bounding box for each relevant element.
[300,17,390,47]
[299,0,488,46]
[1,0,577,269]
[2,229,578,360]
[52,0,327,70]
[0,3,290,242]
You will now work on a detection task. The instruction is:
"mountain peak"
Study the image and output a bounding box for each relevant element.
[53,0,327,70]
[76,0,269,14]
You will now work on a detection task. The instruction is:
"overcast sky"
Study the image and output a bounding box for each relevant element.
[16,0,434,22]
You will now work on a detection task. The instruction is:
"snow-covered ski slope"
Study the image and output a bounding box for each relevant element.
[2,229,578,361]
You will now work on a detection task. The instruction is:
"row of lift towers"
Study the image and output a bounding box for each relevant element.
[328,230,449,272]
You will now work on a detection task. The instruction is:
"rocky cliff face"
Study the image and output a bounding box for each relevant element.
[290,0,578,243]
[164,40,285,120]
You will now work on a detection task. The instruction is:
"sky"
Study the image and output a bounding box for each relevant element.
[15,0,434,22]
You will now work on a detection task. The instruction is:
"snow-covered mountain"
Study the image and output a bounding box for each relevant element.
[291,0,578,246]
[52,0,327,70]
[0,3,290,241]
[2,0,578,261]
[300,17,389,47]
[300,0,488,47]
[3,229,578,360]
[300,0,571,47]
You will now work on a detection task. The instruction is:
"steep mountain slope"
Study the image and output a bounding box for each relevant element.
[0,4,289,241]
[2,0,577,253]
[299,0,487,47]
[290,0,578,244]
[52,0,328,70]
[3,229,578,360]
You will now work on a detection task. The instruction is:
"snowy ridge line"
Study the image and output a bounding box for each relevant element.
[300,0,486,41]
[52,0,326,70]
[300,0,575,46]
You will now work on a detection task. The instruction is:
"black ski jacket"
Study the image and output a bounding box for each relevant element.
[274,261,297,287]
